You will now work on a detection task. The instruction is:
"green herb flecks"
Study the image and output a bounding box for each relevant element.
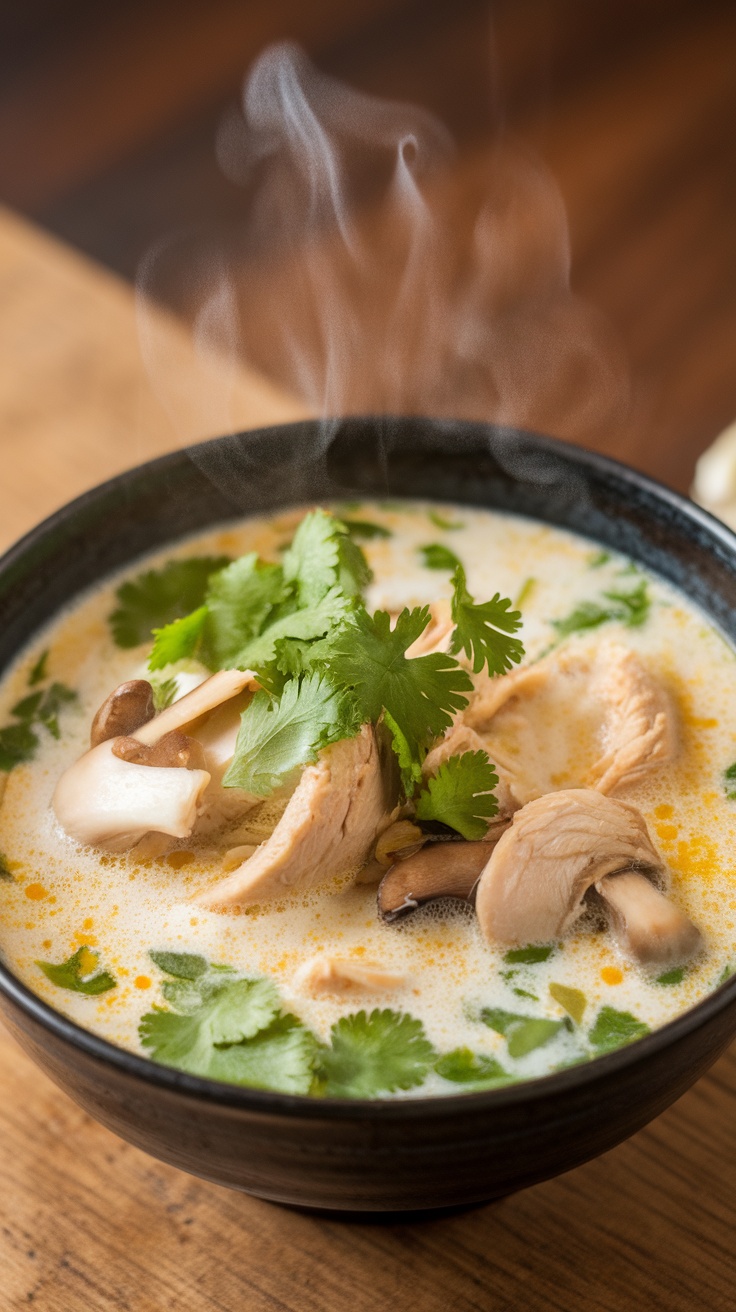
[428,510,463,531]
[551,580,650,639]
[723,762,736,801]
[588,1006,649,1054]
[478,1007,566,1059]
[150,675,178,712]
[0,665,77,771]
[549,983,587,1024]
[588,550,611,569]
[503,945,555,965]
[419,543,462,572]
[37,948,116,996]
[141,954,316,1094]
[415,750,499,839]
[341,518,392,541]
[515,577,536,608]
[0,852,13,881]
[434,1048,512,1089]
[110,556,230,648]
[450,565,524,677]
[655,967,685,986]
[317,1009,436,1098]
[28,650,49,686]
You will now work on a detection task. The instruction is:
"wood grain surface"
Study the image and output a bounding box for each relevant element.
[0,204,734,1312]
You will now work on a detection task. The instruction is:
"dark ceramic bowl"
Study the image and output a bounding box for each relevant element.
[1,417,735,1216]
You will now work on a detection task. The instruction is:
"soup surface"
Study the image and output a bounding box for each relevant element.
[0,500,734,1098]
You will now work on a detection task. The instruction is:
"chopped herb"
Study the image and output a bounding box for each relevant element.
[419,543,462,572]
[0,721,39,771]
[724,762,736,801]
[319,606,473,762]
[717,964,734,985]
[150,675,178,712]
[34,682,78,740]
[109,556,230,648]
[0,852,13,881]
[588,550,611,569]
[141,955,316,1094]
[37,947,116,996]
[149,606,208,670]
[202,554,286,668]
[317,1009,435,1098]
[415,750,499,839]
[512,988,539,1001]
[515,577,536,608]
[449,565,524,677]
[149,950,209,980]
[478,1007,566,1058]
[435,1048,511,1088]
[282,509,371,606]
[552,580,650,638]
[28,650,49,686]
[655,967,685,986]
[503,945,555,965]
[549,983,587,1024]
[341,518,392,540]
[429,510,463,530]
[223,672,359,797]
[588,1005,649,1054]
[383,709,424,796]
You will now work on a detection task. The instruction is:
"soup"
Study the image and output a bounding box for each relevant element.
[0,501,734,1098]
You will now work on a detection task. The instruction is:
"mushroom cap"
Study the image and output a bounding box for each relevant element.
[378,838,503,922]
[90,679,155,747]
[52,739,210,852]
[475,788,664,946]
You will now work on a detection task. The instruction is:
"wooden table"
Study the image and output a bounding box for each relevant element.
[0,206,734,1312]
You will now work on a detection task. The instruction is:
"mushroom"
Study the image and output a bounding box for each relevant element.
[474,789,701,967]
[132,668,258,745]
[90,679,155,746]
[52,738,210,852]
[195,725,394,908]
[296,956,407,995]
[112,730,206,771]
[378,838,503,922]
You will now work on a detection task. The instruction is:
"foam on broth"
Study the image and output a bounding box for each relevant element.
[0,500,734,1093]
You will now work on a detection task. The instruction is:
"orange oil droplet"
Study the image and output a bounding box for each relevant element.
[134,976,152,990]
[24,883,47,901]
[654,804,674,820]
[601,967,623,986]
[167,851,195,870]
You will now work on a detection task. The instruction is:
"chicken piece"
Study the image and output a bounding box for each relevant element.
[458,642,676,804]
[405,598,454,657]
[475,788,701,966]
[296,956,407,995]
[196,725,391,908]
[588,645,676,794]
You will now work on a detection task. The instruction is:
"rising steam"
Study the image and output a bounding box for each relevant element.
[136,41,628,449]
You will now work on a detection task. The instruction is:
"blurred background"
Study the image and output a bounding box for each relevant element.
[0,0,734,491]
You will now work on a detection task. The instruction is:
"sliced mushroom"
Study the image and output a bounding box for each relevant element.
[374,820,426,866]
[90,680,155,747]
[52,739,210,852]
[378,839,502,922]
[296,956,407,995]
[196,724,394,908]
[112,730,206,771]
[475,788,701,967]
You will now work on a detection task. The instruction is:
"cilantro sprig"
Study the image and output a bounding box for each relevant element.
[449,565,524,676]
[109,556,230,648]
[37,947,116,996]
[415,750,499,839]
[317,1009,436,1098]
[551,579,650,639]
[0,656,77,772]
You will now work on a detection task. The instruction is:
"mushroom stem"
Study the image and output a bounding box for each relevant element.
[596,870,702,967]
[378,841,496,922]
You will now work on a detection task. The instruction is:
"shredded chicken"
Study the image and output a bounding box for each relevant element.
[296,956,407,995]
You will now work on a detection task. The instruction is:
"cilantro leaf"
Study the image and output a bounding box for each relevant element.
[588,1005,649,1054]
[435,1048,512,1088]
[234,586,354,669]
[0,852,13,881]
[589,550,611,568]
[725,761,736,800]
[0,721,39,771]
[503,945,555,965]
[109,556,230,648]
[37,947,116,995]
[223,671,359,796]
[150,675,178,711]
[342,518,392,540]
[35,682,78,739]
[148,606,208,671]
[10,691,43,721]
[548,982,587,1024]
[202,554,286,668]
[282,509,371,606]
[478,1007,565,1058]
[552,580,651,639]
[415,750,499,839]
[321,607,473,758]
[383,709,424,796]
[141,958,316,1093]
[318,1008,435,1097]
[449,566,524,676]
[420,543,462,572]
[655,967,685,986]
[28,650,49,686]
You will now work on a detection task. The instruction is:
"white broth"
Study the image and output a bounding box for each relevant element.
[0,500,734,1097]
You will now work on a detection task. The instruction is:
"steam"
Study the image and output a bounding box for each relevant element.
[136,41,628,453]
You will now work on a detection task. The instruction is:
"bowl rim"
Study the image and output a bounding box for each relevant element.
[1,418,735,1120]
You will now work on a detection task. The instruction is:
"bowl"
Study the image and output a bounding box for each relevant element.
[1,416,735,1216]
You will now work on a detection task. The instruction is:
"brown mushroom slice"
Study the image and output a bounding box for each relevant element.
[195,724,391,908]
[378,840,500,922]
[112,730,206,771]
[297,956,408,995]
[133,668,258,745]
[52,739,210,852]
[475,789,701,967]
[90,679,155,747]
[596,871,702,966]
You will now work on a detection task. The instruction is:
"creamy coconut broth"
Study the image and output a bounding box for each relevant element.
[0,501,735,1099]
